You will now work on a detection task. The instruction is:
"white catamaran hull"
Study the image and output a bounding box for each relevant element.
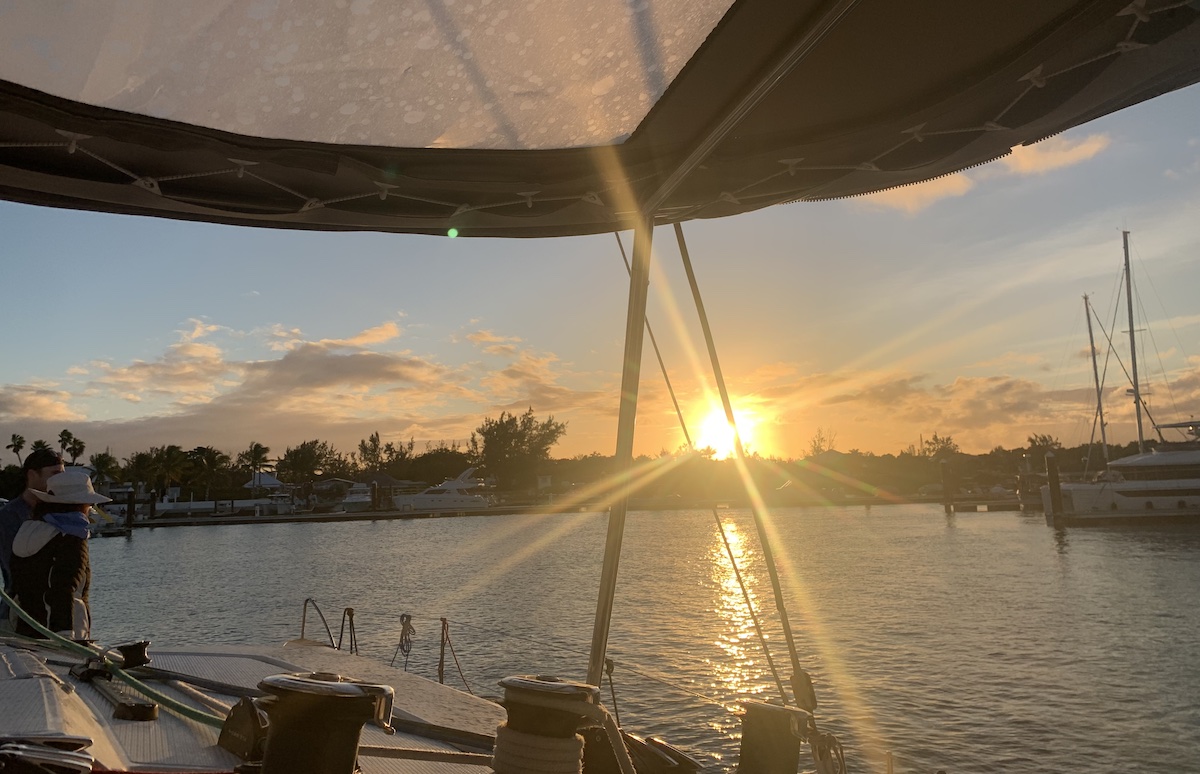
[1043,480,1200,525]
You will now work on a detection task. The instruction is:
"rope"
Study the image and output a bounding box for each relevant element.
[604,658,621,726]
[713,509,791,702]
[674,223,806,703]
[812,730,847,774]
[490,725,584,774]
[614,232,693,448]
[432,616,734,709]
[442,620,474,695]
[0,587,226,728]
[390,613,415,668]
[491,692,637,774]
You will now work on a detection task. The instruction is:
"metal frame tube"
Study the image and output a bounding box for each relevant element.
[588,217,654,687]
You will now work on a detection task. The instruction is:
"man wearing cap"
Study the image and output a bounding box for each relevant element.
[0,448,65,628]
[9,469,109,638]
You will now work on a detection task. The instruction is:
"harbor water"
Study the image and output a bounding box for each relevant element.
[88,505,1200,774]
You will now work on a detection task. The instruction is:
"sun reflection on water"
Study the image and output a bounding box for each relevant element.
[706,518,776,705]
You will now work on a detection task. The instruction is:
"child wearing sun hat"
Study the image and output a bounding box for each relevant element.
[8,469,110,639]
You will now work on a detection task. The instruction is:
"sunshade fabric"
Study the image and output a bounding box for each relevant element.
[1,0,1199,237]
[0,0,732,151]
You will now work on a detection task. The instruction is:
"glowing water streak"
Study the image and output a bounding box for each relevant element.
[760,457,909,505]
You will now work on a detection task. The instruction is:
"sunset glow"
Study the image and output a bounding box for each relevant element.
[0,88,1198,461]
[695,407,756,460]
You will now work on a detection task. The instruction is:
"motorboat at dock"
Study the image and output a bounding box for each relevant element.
[340,483,375,514]
[392,469,491,513]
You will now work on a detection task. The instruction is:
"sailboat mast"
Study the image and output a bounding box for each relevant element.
[1084,294,1110,467]
[1123,230,1146,453]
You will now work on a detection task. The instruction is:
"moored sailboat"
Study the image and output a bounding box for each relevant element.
[1044,232,1200,526]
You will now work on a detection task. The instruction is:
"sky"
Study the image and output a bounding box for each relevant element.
[2,84,1199,465]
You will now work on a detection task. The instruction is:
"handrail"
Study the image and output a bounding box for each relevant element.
[299,597,336,647]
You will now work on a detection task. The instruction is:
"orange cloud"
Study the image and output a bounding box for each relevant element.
[468,329,522,345]
[1002,133,1109,175]
[858,172,975,214]
[0,385,85,422]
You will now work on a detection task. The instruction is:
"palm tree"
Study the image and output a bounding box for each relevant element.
[5,433,25,465]
[57,429,75,457]
[150,445,189,497]
[187,446,232,500]
[123,450,155,498]
[237,442,272,495]
[88,450,122,486]
[67,437,86,465]
[29,439,53,454]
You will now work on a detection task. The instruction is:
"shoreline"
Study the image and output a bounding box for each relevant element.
[107,495,1039,531]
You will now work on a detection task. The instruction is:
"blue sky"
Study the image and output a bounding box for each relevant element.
[2,83,1199,464]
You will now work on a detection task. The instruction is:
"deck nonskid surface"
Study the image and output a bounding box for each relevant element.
[1,638,503,772]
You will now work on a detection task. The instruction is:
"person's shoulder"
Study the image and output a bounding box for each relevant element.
[0,497,30,520]
[12,520,60,558]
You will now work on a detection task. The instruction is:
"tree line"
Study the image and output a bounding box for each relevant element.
[2,408,567,502]
[2,417,1141,506]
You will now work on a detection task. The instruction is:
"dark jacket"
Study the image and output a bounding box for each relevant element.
[9,519,90,637]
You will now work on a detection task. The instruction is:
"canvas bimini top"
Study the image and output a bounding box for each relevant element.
[1,0,1199,238]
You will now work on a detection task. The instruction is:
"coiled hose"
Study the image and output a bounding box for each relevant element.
[0,587,226,728]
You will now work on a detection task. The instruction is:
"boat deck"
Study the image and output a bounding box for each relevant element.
[0,637,504,773]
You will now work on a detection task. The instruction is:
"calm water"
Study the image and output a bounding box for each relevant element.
[87,505,1200,774]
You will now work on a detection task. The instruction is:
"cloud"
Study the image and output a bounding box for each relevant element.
[858,173,975,214]
[467,329,522,356]
[90,340,238,405]
[1001,133,1110,175]
[858,133,1110,214]
[266,324,305,352]
[0,313,629,460]
[320,321,403,348]
[0,385,84,423]
[181,319,225,342]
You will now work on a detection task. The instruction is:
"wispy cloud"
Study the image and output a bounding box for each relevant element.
[467,329,522,356]
[861,133,1110,213]
[1001,134,1110,175]
[321,321,403,348]
[858,173,975,214]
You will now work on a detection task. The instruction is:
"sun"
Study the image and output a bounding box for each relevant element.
[695,406,756,459]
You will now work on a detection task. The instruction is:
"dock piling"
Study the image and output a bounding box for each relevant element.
[940,460,955,515]
[1045,452,1063,517]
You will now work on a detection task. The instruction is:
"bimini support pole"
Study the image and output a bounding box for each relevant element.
[587,215,654,687]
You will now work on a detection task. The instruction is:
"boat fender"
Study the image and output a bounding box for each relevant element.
[790,669,818,713]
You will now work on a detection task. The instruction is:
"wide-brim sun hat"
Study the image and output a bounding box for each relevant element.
[31,469,112,505]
